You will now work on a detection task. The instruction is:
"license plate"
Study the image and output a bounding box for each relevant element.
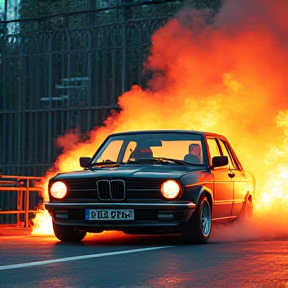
[85,209,134,221]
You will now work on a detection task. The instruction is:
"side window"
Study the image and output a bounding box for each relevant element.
[206,138,221,164]
[218,139,239,170]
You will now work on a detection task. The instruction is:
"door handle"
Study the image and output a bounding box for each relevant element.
[228,172,235,178]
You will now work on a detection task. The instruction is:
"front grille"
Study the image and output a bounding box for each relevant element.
[97,180,110,200]
[64,178,98,199]
[126,179,163,200]
[110,180,125,200]
[58,178,163,201]
[97,179,125,201]
[67,178,97,190]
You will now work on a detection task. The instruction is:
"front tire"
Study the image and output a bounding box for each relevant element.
[182,196,212,244]
[53,220,87,242]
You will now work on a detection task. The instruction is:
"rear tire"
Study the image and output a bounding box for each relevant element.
[53,220,86,242]
[182,196,212,244]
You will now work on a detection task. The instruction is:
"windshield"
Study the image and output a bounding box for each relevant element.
[91,132,204,165]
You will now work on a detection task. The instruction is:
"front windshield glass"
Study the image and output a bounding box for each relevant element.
[91,132,204,165]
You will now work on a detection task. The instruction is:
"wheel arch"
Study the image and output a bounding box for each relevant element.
[182,186,213,244]
[181,182,214,211]
[197,186,214,213]
[239,190,254,219]
[244,190,253,204]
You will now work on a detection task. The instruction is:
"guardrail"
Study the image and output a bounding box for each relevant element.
[0,175,44,228]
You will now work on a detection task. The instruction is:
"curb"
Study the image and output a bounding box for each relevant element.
[0,227,33,236]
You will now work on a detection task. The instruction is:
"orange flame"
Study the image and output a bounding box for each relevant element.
[34,0,288,240]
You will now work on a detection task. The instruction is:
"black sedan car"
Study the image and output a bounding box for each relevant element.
[45,130,255,244]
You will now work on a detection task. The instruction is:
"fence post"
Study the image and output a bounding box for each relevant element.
[24,178,30,228]
[16,188,23,226]
[121,23,126,94]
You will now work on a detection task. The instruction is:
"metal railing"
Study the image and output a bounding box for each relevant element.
[0,17,169,177]
[0,175,43,228]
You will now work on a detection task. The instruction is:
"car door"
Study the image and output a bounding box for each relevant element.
[206,137,233,219]
[218,138,247,217]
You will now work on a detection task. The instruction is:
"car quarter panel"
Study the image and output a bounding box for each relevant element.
[180,171,214,207]
[232,170,255,216]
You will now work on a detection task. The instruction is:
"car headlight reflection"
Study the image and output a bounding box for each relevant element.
[50,181,67,199]
[161,180,181,199]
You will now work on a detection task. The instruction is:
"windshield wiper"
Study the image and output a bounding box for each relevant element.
[127,157,186,165]
[154,157,203,166]
[153,157,186,165]
[91,160,120,166]
[182,160,203,166]
[127,158,159,164]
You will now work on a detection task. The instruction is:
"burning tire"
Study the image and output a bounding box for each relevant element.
[53,220,86,242]
[182,195,212,244]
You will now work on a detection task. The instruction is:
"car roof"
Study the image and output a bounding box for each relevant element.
[108,130,225,139]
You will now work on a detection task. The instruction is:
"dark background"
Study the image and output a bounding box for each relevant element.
[0,0,222,176]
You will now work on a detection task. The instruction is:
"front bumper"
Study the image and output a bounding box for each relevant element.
[45,201,196,233]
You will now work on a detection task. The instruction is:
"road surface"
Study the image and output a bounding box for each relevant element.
[0,226,287,288]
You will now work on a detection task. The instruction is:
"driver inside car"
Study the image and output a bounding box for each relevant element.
[130,144,153,160]
[184,143,201,164]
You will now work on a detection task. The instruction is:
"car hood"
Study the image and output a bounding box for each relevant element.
[53,164,203,181]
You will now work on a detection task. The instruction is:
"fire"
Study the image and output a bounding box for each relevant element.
[31,209,54,235]
[33,0,288,240]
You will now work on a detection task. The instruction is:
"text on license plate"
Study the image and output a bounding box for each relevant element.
[85,209,134,220]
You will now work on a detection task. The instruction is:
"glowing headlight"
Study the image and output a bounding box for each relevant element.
[50,181,67,199]
[161,180,181,199]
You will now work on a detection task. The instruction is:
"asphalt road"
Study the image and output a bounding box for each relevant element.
[0,228,288,288]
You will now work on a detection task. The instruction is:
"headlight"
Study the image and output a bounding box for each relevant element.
[50,181,67,199]
[161,180,181,199]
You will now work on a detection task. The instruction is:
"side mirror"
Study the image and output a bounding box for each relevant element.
[79,157,91,168]
[212,156,228,168]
